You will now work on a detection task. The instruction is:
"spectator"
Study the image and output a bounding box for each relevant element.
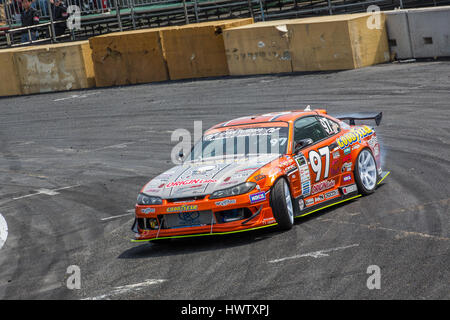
[32,0,48,17]
[0,0,6,25]
[50,0,68,36]
[10,0,23,24]
[82,0,95,13]
[20,0,39,42]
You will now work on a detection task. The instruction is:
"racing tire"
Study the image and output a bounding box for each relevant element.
[270,178,294,230]
[354,148,378,195]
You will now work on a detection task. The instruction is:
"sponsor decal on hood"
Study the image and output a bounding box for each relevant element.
[142,154,280,199]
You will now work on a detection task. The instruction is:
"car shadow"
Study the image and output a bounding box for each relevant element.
[118,195,365,259]
[118,226,284,260]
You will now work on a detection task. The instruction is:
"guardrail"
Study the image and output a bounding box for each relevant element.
[5,20,70,46]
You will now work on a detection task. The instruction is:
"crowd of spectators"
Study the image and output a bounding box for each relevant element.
[2,0,110,25]
[0,0,111,43]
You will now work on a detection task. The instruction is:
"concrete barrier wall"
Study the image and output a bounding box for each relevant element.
[223,20,293,76]
[0,48,22,96]
[0,41,94,97]
[289,15,356,72]
[89,28,169,87]
[408,6,450,58]
[15,41,95,94]
[161,18,253,80]
[385,10,413,60]
[2,7,448,97]
[385,6,450,59]
[348,13,391,68]
[224,13,390,75]
[290,13,390,71]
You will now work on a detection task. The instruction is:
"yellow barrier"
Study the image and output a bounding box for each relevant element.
[224,13,390,76]
[1,13,391,97]
[290,13,390,71]
[223,20,293,76]
[89,28,169,87]
[160,18,254,80]
[0,41,94,97]
[0,48,22,96]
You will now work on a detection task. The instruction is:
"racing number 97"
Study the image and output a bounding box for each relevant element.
[309,147,330,182]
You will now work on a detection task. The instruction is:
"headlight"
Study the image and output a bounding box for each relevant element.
[137,193,163,205]
[209,182,256,200]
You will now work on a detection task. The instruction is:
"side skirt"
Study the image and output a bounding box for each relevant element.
[294,194,362,219]
[293,170,390,219]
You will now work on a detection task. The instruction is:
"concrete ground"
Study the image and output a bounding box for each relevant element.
[0,60,449,300]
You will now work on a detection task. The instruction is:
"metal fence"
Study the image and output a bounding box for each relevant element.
[1,0,450,48]
[1,0,180,25]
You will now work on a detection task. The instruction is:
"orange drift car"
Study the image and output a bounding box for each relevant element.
[131,108,389,242]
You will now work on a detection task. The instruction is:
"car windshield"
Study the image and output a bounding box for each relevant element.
[188,126,289,161]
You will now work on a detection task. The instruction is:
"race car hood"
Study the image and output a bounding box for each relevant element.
[142,154,280,199]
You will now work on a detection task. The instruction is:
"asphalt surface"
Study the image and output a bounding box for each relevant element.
[0,61,449,300]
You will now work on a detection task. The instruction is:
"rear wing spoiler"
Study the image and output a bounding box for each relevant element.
[334,112,383,126]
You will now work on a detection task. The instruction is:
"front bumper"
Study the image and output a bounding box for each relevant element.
[132,191,276,241]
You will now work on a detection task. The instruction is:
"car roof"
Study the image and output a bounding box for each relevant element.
[209,109,328,130]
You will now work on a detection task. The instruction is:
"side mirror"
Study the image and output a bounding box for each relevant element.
[294,138,313,154]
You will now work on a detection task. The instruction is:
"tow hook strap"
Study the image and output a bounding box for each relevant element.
[241,205,263,225]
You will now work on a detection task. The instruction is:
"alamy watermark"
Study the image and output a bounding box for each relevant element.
[66,5,81,31]
[366,5,382,30]
[66,265,81,290]
[366,265,381,290]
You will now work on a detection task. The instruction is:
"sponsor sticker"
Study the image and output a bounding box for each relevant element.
[311,179,335,195]
[204,127,281,141]
[253,174,266,181]
[192,165,217,175]
[250,192,266,203]
[342,184,358,195]
[141,208,156,214]
[215,199,237,207]
[314,194,325,203]
[166,205,198,213]
[166,179,217,188]
[294,154,307,166]
[344,147,351,155]
[343,174,352,182]
[336,126,374,150]
[305,198,314,206]
[301,181,311,196]
[325,189,339,199]
[298,199,305,211]
[341,162,352,173]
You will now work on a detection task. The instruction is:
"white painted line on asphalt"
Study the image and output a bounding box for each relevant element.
[0,213,8,250]
[88,142,135,153]
[268,244,359,263]
[83,279,167,300]
[101,211,134,221]
[53,92,97,102]
[11,184,81,201]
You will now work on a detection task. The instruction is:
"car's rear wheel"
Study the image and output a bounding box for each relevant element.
[270,178,294,230]
[354,148,378,195]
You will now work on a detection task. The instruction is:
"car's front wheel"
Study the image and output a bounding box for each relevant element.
[270,178,294,230]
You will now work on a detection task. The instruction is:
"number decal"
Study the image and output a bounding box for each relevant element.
[319,118,333,135]
[309,150,322,182]
[319,147,330,179]
[309,146,330,182]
